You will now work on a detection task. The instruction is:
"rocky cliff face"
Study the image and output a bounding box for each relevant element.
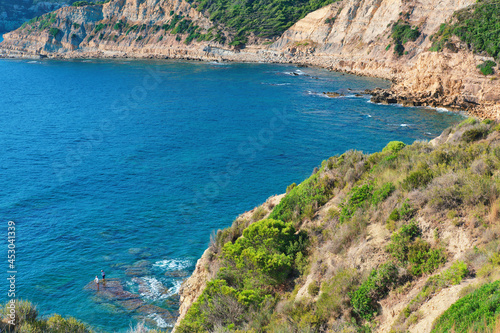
[0,0,221,59]
[270,0,499,119]
[0,0,100,33]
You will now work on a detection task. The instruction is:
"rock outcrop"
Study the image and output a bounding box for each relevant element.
[0,0,98,34]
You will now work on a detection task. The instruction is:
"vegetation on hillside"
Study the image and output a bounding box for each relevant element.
[178,118,500,332]
[389,20,421,56]
[190,0,339,45]
[432,280,500,332]
[0,300,92,333]
[430,0,500,59]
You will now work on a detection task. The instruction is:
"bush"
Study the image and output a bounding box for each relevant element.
[72,1,92,6]
[270,172,334,224]
[372,182,396,205]
[432,281,500,333]
[286,182,297,193]
[402,166,433,190]
[339,184,373,222]
[190,0,338,41]
[430,1,500,59]
[407,239,446,276]
[387,220,421,263]
[462,126,489,142]
[350,262,399,320]
[391,22,420,56]
[0,300,93,333]
[49,28,60,37]
[223,218,307,284]
[383,141,406,154]
[307,281,320,296]
[477,60,497,75]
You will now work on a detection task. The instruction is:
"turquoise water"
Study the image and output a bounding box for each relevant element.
[0,59,463,331]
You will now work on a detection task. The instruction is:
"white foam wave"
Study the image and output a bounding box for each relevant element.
[153,259,192,271]
[139,277,169,300]
[148,313,171,328]
[400,124,409,127]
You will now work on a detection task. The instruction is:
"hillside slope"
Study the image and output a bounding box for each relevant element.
[174,118,500,332]
[0,0,102,33]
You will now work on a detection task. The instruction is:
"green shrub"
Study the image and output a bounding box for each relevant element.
[308,281,320,296]
[477,60,497,75]
[189,0,339,42]
[72,1,92,6]
[387,220,421,263]
[388,200,416,223]
[372,182,396,205]
[462,126,489,142]
[431,1,500,59]
[432,281,500,333]
[286,182,297,193]
[270,172,334,224]
[383,141,406,154]
[0,300,92,333]
[407,239,446,276]
[402,166,433,190]
[49,28,60,37]
[223,219,307,284]
[350,262,399,320]
[339,184,373,222]
[94,23,105,33]
[391,22,420,56]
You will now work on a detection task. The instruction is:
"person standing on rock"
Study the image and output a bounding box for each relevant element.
[101,269,105,280]
[95,276,99,291]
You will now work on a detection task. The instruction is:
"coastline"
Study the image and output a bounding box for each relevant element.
[2,44,498,120]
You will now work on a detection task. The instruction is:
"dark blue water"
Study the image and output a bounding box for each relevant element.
[0,59,463,331]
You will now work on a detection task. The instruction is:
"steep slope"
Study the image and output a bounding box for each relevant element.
[174,118,500,332]
[270,0,500,118]
[0,0,221,59]
[0,0,101,33]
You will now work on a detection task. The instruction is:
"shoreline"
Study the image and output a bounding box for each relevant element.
[0,45,489,119]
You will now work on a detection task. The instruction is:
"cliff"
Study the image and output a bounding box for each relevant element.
[174,118,500,332]
[0,0,100,34]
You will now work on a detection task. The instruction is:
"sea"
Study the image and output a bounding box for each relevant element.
[0,55,463,331]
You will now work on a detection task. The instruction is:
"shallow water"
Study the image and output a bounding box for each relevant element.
[0,59,463,331]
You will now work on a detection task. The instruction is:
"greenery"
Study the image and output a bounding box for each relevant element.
[179,119,500,332]
[477,60,497,75]
[432,280,500,332]
[190,0,340,43]
[393,261,469,331]
[430,0,500,59]
[72,1,92,6]
[339,184,373,222]
[177,218,308,332]
[350,262,399,320]
[0,300,92,332]
[383,141,406,154]
[391,21,420,56]
[371,182,395,206]
[270,171,335,225]
[49,27,60,37]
